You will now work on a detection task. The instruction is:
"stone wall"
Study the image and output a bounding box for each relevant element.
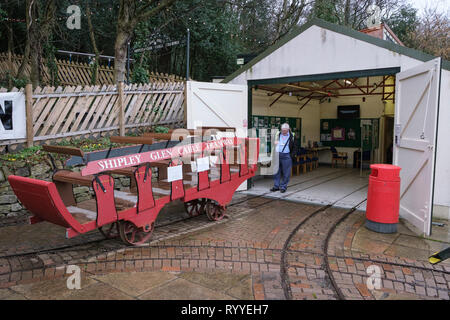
[0,159,136,219]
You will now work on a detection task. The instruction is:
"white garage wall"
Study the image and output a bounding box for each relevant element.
[433,68,450,215]
[229,25,427,85]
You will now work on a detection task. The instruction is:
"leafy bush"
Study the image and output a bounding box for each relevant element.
[153,126,169,133]
[131,66,149,84]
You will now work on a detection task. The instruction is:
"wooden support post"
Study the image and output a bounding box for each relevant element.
[25,83,33,147]
[118,81,125,136]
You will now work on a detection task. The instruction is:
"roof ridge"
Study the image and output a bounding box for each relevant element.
[222,17,449,83]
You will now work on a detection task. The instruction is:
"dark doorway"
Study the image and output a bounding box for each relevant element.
[384,116,394,164]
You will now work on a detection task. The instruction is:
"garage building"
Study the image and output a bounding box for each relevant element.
[221,18,450,237]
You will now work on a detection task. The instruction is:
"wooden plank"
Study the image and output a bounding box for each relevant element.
[156,83,179,123]
[97,86,118,129]
[25,84,33,147]
[132,83,153,124]
[39,86,68,137]
[153,82,177,124]
[33,86,56,136]
[49,86,77,136]
[148,82,174,124]
[59,86,85,134]
[164,88,185,122]
[78,85,103,132]
[118,82,125,136]
[90,85,115,130]
[68,85,97,134]
[142,82,167,124]
[109,136,154,145]
[42,145,85,157]
[122,83,139,126]
[126,83,147,124]
[142,132,184,141]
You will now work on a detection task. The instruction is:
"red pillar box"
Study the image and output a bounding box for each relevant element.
[365,164,401,233]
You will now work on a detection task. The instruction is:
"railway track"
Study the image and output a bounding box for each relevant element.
[0,169,352,260]
[0,169,448,301]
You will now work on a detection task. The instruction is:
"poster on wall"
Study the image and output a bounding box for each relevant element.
[0,92,26,140]
[259,118,264,127]
[321,133,332,142]
[347,128,356,140]
[332,127,345,140]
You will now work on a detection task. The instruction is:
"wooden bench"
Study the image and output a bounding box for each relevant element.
[142,132,185,141]
[109,136,154,145]
[42,145,85,158]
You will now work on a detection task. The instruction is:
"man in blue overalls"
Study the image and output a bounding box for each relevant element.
[271,123,295,193]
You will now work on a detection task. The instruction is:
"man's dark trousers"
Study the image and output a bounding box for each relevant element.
[274,152,292,191]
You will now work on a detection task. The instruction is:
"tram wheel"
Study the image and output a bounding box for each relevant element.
[118,221,154,246]
[184,198,208,217]
[205,201,226,221]
[98,222,120,239]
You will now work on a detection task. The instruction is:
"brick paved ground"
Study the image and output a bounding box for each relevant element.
[0,194,448,300]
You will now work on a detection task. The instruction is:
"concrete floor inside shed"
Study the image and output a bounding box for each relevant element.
[244,166,369,211]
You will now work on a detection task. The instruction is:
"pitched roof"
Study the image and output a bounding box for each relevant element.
[222,18,449,83]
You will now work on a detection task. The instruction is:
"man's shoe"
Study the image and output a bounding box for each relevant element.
[270,187,279,192]
[280,189,286,193]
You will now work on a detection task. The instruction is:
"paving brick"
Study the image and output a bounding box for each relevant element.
[426,287,438,297]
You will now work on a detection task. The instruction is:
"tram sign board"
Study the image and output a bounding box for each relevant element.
[82,138,256,176]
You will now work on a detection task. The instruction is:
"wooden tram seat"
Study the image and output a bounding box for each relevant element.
[109,136,154,145]
[42,145,85,158]
[53,170,94,186]
[142,132,185,141]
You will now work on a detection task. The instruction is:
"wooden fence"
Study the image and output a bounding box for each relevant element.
[0,52,185,86]
[0,82,186,151]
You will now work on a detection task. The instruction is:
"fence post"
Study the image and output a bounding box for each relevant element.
[118,81,125,136]
[25,83,33,147]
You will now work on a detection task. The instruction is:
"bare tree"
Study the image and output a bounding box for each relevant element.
[86,0,101,85]
[272,0,311,43]
[408,7,449,60]
[19,0,55,88]
[311,0,406,30]
[114,0,177,83]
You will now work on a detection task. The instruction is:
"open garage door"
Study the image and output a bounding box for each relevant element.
[185,81,248,190]
[185,81,248,136]
[394,58,441,236]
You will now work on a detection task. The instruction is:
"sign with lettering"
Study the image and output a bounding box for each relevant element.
[167,165,183,182]
[0,92,26,140]
[82,138,238,176]
[196,157,210,172]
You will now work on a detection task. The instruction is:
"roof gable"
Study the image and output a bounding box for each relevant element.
[223,18,449,83]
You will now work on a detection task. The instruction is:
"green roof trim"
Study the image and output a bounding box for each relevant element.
[247,67,400,86]
[222,17,450,83]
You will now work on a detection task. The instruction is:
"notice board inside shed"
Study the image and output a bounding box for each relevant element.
[320,118,379,150]
[251,115,301,154]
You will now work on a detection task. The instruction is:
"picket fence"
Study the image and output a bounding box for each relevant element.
[0,81,186,151]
